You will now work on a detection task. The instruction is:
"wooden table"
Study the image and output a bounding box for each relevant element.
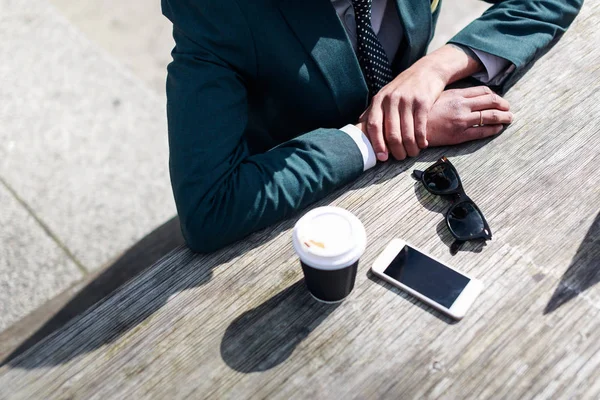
[1,3,599,399]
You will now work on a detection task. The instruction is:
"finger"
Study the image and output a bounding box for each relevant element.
[383,97,406,161]
[455,85,495,99]
[468,110,513,126]
[400,102,420,157]
[462,124,504,142]
[366,100,388,161]
[469,92,511,112]
[413,102,429,149]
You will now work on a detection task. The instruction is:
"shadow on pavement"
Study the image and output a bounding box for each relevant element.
[1,211,297,369]
[544,212,600,314]
[1,215,185,365]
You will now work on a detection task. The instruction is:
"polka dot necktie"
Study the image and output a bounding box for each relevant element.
[352,0,395,97]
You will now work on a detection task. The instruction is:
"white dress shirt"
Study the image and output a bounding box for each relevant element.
[332,0,514,171]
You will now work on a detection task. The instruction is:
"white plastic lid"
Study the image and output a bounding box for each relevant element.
[292,206,367,270]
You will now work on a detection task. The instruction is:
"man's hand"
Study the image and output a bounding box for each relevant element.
[358,62,446,160]
[426,86,513,147]
[358,45,484,161]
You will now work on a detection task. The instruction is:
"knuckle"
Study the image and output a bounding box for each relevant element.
[482,86,492,95]
[452,111,466,124]
[489,93,500,106]
[367,120,380,132]
[372,94,383,106]
[403,135,416,147]
[457,116,469,130]
[388,91,402,104]
[490,111,500,122]
[387,133,403,145]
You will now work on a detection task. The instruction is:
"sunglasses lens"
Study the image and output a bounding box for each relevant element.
[423,164,460,193]
[447,202,485,239]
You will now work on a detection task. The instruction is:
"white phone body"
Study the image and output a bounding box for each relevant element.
[371,239,483,320]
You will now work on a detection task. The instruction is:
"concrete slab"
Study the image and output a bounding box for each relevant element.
[0,1,176,272]
[0,183,84,333]
[49,0,174,96]
[430,0,492,52]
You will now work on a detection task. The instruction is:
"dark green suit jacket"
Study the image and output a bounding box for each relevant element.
[162,0,582,252]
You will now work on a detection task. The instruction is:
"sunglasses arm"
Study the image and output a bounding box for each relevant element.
[450,240,465,255]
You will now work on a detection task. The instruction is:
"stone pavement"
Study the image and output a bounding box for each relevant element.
[48,0,174,96]
[0,0,175,332]
[0,0,489,338]
[429,1,490,52]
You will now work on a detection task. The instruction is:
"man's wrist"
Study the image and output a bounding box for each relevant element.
[340,124,377,171]
[421,44,484,85]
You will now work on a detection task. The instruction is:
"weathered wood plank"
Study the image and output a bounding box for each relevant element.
[0,1,599,399]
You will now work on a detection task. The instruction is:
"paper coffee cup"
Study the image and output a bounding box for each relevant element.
[292,206,367,303]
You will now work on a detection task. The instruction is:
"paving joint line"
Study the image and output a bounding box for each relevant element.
[0,176,89,275]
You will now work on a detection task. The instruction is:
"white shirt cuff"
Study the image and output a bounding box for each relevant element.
[339,124,377,171]
[471,48,515,86]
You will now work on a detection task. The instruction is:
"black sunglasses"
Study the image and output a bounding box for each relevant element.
[412,156,492,254]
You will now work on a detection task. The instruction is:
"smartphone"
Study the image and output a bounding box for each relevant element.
[371,239,483,320]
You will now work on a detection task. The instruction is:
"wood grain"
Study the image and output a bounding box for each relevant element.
[1,1,599,399]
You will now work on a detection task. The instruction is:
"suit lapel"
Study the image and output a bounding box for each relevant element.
[392,0,432,70]
[279,0,369,116]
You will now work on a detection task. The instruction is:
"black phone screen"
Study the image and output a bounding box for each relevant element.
[382,244,470,308]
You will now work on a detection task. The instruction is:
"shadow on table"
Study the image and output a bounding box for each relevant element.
[1,215,184,364]
[1,209,300,369]
[1,137,495,369]
[351,131,500,194]
[544,212,600,314]
[221,280,339,373]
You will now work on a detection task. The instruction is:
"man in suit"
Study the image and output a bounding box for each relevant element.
[162,0,582,252]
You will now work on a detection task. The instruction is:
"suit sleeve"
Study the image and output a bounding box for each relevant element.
[162,0,364,252]
[448,0,583,92]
